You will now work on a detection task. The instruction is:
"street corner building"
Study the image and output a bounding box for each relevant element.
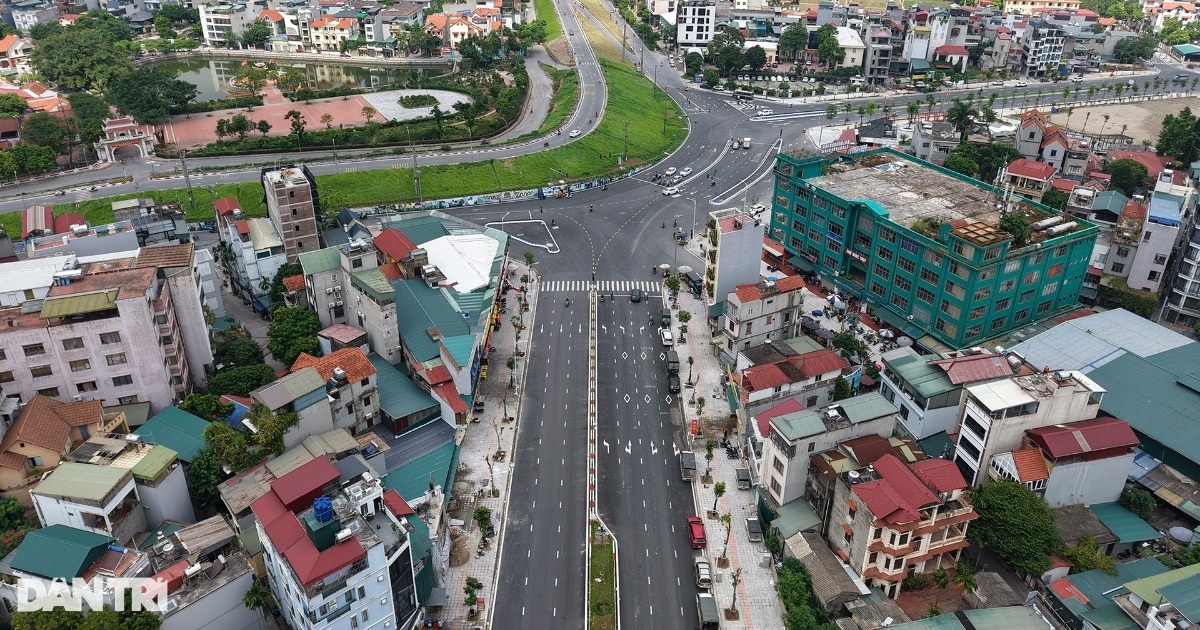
[767,148,1098,350]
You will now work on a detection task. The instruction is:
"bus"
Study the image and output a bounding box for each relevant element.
[732,89,755,101]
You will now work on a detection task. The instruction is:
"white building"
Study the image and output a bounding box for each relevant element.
[952,370,1105,486]
[834,26,866,70]
[30,461,148,545]
[250,367,335,450]
[220,213,287,304]
[251,456,420,630]
[677,0,717,50]
[878,347,1016,441]
[1125,170,1193,293]
[298,240,399,363]
[196,0,259,47]
[719,275,807,364]
[289,348,381,437]
[65,432,195,527]
[706,208,765,305]
[1021,20,1066,78]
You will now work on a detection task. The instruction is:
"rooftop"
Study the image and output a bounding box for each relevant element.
[290,347,376,383]
[318,323,367,345]
[0,395,107,463]
[769,393,897,442]
[966,370,1103,412]
[851,453,967,525]
[1010,309,1192,373]
[1124,564,1200,612]
[886,606,1051,629]
[67,434,177,481]
[1025,417,1138,459]
[368,353,438,419]
[247,218,282,252]
[1087,502,1161,544]
[9,525,113,579]
[32,461,131,504]
[135,407,209,463]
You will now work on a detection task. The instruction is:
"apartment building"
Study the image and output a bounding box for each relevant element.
[704,208,765,304]
[262,166,321,262]
[251,456,419,630]
[719,275,807,364]
[816,451,976,598]
[197,0,259,47]
[1021,20,1066,78]
[879,347,1017,440]
[768,149,1098,348]
[952,369,1105,486]
[677,0,718,50]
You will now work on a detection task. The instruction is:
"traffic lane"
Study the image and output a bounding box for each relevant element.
[594,301,698,628]
[495,295,590,625]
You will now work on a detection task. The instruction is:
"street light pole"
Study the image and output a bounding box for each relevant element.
[692,198,697,241]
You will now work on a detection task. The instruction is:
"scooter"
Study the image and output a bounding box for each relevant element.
[53,190,65,196]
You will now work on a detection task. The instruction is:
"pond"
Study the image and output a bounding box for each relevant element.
[148,58,453,103]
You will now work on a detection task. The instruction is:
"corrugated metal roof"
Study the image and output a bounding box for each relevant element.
[382,441,458,504]
[298,246,341,276]
[368,354,437,419]
[883,348,956,398]
[11,525,113,579]
[966,379,1036,412]
[247,218,282,251]
[837,392,899,423]
[135,407,208,463]
[33,462,131,502]
[1125,564,1200,610]
[351,267,394,302]
[393,279,470,363]
[1087,350,1200,467]
[420,234,499,294]
[0,256,77,296]
[768,496,820,539]
[1087,502,1161,544]
[40,289,119,319]
[1158,576,1200,622]
[383,214,449,246]
[253,367,324,410]
[129,445,177,481]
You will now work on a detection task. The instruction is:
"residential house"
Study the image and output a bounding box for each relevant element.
[1002,158,1057,201]
[219,211,286,307]
[1113,564,1200,630]
[423,13,485,51]
[0,35,33,75]
[367,353,440,436]
[952,370,1106,486]
[309,14,359,51]
[196,0,259,48]
[1021,20,1066,78]
[65,432,194,527]
[10,1,57,34]
[704,208,764,305]
[262,166,320,262]
[738,346,851,412]
[30,461,148,544]
[864,25,892,85]
[290,348,380,436]
[250,367,335,450]
[135,406,209,463]
[834,26,866,69]
[879,347,1017,441]
[1044,558,1169,628]
[719,275,807,364]
[298,239,398,362]
[910,121,958,164]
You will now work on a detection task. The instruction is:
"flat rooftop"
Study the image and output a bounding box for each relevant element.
[809,153,1002,231]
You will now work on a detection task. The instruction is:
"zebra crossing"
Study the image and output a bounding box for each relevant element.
[540,280,663,293]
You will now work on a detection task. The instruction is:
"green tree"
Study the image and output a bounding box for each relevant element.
[945,99,976,142]
[154,15,174,38]
[473,505,493,531]
[832,332,869,360]
[157,4,200,23]
[179,393,234,420]
[209,364,278,397]
[943,154,980,177]
[12,143,56,174]
[778,22,808,60]
[707,26,745,75]
[30,27,132,91]
[1041,187,1069,210]
[275,67,306,94]
[242,579,271,623]
[744,45,767,72]
[185,447,226,505]
[244,405,298,456]
[227,113,252,140]
[1112,34,1156,63]
[1104,158,1149,196]
[203,422,263,473]
[431,105,445,137]
[684,51,704,75]
[1059,533,1118,576]
[11,610,87,630]
[108,67,196,142]
[20,113,68,154]
[0,497,29,530]
[999,213,1031,245]
[968,479,1062,577]
[256,119,271,137]
[267,306,321,365]
[1119,487,1156,521]
[28,22,63,41]
[0,93,27,117]
[284,109,306,147]
[817,36,845,69]
[907,101,920,123]
[1156,107,1199,164]
[242,21,272,48]
[712,481,726,512]
[214,333,266,368]
[68,91,111,146]
[832,376,851,401]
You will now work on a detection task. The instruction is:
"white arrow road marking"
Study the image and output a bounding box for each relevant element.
[625,441,632,454]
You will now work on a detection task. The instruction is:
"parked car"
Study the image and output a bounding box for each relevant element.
[991,80,1005,86]
[667,373,681,393]
[694,557,712,588]
[687,516,707,548]
[1015,80,1028,87]
[665,167,677,176]
[659,327,674,346]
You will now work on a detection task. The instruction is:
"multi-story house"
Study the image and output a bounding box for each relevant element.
[262,166,321,262]
[719,275,806,364]
[64,432,195,526]
[952,369,1106,486]
[0,244,211,410]
[1006,0,1081,14]
[704,208,764,304]
[251,456,420,630]
[817,451,976,598]
[251,367,336,450]
[309,15,359,51]
[1021,20,1065,78]
[423,13,486,51]
[990,416,1138,507]
[217,203,287,306]
[290,348,380,436]
[738,346,850,412]
[1002,158,1058,201]
[676,0,717,50]
[298,239,399,362]
[758,393,898,512]
[30,461,148,545]
[10,1,56,34]
[910,121,958,164]
[196,0,259,47]
[864,25,892,85]
[768,149,1098,349]
[879,347,1016,441]
[1014,109,1071,169]
[1061,138,1092,181]
[834,26,866,69]
[0,35,33,74]
[0,395,127,499]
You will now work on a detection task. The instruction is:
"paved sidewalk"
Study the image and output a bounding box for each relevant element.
[435,258,539,630]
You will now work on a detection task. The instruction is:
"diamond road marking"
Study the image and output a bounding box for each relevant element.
[623,394,631,404]
[640,351,648,360]
[644,394,652,404]
[665,395,673,404]
[622,352,629,360]
[660,352,667,360]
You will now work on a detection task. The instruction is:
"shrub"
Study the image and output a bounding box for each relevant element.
[399,94,438,108]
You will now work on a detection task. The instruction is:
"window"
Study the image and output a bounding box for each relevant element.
[112,375,133,387]
[30,365,51,378]
[76,381,97,393]
[773,457,784,473]
[876,245,893,261]
[934,318,957,338]
[873,264,890,280]
[1000,279,1015,292]
[1005,260,1021,274]
[922,250,943,267]
[940,299,961,319]
[352,258,364,269]
[0,349,5,361]
[62,338,84,351]
[1111,262,1125,274]
[106,353,127,366]
[1015,308,1030,321]
[1116,246,1130,258]
[1047,263,1063,278]
[891,294,909,310]
[1144,231,1152,242]
[991,316,1006,330]
[895,276,912,292]
[808,442,816,453]
[118,395,138,405]
[99,332,121,345]
[962,415,987,440]
[1149,270,1160,281]
[1041,282,1058,296]
[22,344,44,357]
[37,388,59,397]
[970,305,987,320]
[1154,254,1167,265]
[919,267,939,284]
[897,257,916,273]
[944,280,965,299]
[966,325,982,338]
[770,478,782,497]
[830,204,846,219]
[1024,270,1040,284]
[0,371,11,383]
[870,281,886,296]
[1037,300,1053,314]
[68,359,90,373]
[1054,245,1068,257]
[879,226,896,243]
[984,247,1000,261]
[900,236,919,254]
[1019,289,1035,304]
[27,456,42,467]
[916,286,934,304]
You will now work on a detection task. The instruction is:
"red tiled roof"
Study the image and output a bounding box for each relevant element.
[251,480,367,588]
[910,458,967,494]
[373,227,418,261]
[752,397,805,439]
[271,456,339,512]
[379,261,403,281]
[743,363,791,391]
[1050,577,1088,604]
[732,278,806,305]
[1025,417,1138,460]
[282,274,305,292]
[424,365,453,386]
[1006,158,1056,180]
[841,434,924,467]
[0,395,104,463]
[853,454,940,525]
[258,9,284,21]
[1051,177,1076,193]
[930,353,1012,385]
[213,198,241,216]
[235,220,249,235]
[383,489,415,517]
[1109,150,1171,178]
[52,213,85,235]
[935,44,969,56]
[432,382,468,414]
[1011,448,1050,482]
[1121,201,1148,221]
[796,349,849,378]
[290,348,377,384]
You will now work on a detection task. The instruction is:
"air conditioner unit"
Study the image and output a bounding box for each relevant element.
[328,302,337,309]
[336,300,344,307]
[72,395,83,402]
[334,286,342,293]
[363,411,374,419]
[325,287,333,295]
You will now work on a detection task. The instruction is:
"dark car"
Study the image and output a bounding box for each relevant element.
[687,516,707,548]
[661,308,672,327]
[631,289,643,302]
[668,373,681,393]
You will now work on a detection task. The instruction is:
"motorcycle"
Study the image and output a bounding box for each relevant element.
[53,190,65,196]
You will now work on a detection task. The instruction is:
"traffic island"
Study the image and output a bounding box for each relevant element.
[588,520,616,629]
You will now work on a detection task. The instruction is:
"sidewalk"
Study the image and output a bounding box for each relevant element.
[434,258,539,629]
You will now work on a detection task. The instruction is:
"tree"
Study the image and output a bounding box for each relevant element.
[242,21,272,48]
[1156,107,1199,164]
[267,262,302,305]
[214,118,229,141]
[1119,487,1156,521]
[266,306,322,365]
[1112,34,1156,64]
[227,113,252,140]
[945,99,976,143]
[108,66,196,141]
[11,610,87,629]
[208,364,277,397]
[284,109,306,147]
[431,104,445,137]
[320,113,333,129]
[817,31,845,69]
[28,22,63,41]
[203,422,262,473]
[1059,533,1118,576]
[968,480,1062,577]
[473,505,493,532]
[179,393,234,421]
[20,113,68,154]
[31,26,132,91]
[185,448,226,506]
[707,27,745,76]
[907,101,920,123]
[244,405,298,456]
[712,482,725,513]
[68,92,110,146]
[1104,158,1149,196]
[12,143,56,174]
[0,497,29,531]
[214,333,265,368]
[275,67,306,94]
[744,45,767,72]
[826,104,838,123]
[242,580,271,624]
[943,154,980,177]
[999,213,1031,245]
[779,22,808,61]
[832,376,852,401]
[1041,187,1069,210]
[684,51,704,75]
[0,94,27,117]
[256,119,271,137]
[154,15,175,38]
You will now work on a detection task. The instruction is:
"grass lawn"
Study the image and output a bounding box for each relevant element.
[579,0,628,54]
[589,523,616,630]
[534,0,563,42]
[538,65,579,135]
[578,9,626,65]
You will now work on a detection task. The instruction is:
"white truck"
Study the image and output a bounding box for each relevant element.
[742,137,752,149]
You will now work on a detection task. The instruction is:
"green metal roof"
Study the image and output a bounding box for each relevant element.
[11,525,114,579]
[33,462,130,503]
[393,279,471,363]
[918,431,954,459]
[1174,43,1200,55]
[1079,605,1141,630]
[888,606,1048,629]
[135,407,209,463]
[383,214,450,246]
[137,522,183,550]
[40,290,119,319]
[769,496,820,539]
[910,58,931,71]
[298,246,341,276]
[1125,563,1200,609]
[351,267,394,302]
[382,441,459,504]
[1059,557,1168,606]
[442,336,475,370]
[770,393,895,440]
[885,350,956,398]
[367,353,437,419]
[1158,575,1200,622]
[772,410,827,441]
[1087,502,1161,544]
[130,445,178,481]
[408,514,434,604]
[835,392,898,422]
[105,402,151,429]
[1093,191,1129,214]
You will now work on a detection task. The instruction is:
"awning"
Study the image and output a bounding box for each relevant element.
[251,295,275,313]
[40,290,120,319]
[792,256,815,272]
[867,306,926,339]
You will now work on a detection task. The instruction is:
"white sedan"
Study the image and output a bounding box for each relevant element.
[569,129,581,138]
[662,186,680,196]
[680,167,693,176]
[659,327,674,346]
[665,167,678,176]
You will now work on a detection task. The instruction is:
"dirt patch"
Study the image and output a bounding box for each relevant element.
[1045,97,1200,147]
[544,38,576,67]
[449,535,472,567]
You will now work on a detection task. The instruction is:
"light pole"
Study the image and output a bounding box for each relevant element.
[673,213,683,271]
[691,198,697,241]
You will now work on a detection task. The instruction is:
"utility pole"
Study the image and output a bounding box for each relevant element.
[180,150,195,212]
[622,120,629,165]
[622,22,627,62]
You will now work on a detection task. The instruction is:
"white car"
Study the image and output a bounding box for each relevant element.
[1015,81,1028,87]
[665,167,678,176]
[659,327,674,346]
[662,186,679,195]
[680,167,693,176]
[757,109,773,116]
[569,129,581,138]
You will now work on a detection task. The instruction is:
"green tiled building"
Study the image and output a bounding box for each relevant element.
[769,149,1098,349]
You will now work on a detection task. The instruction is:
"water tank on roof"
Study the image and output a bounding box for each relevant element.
[313,496,334,522]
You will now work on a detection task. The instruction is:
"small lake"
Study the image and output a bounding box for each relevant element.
[149,58,453,103]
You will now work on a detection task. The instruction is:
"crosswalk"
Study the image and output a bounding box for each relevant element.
[540,280,664,293]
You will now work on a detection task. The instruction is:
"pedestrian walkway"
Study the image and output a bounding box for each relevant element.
[436,257,540,630]
[541,279,662,293]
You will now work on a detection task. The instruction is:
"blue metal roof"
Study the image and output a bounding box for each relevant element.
[1149,195,1182,227]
